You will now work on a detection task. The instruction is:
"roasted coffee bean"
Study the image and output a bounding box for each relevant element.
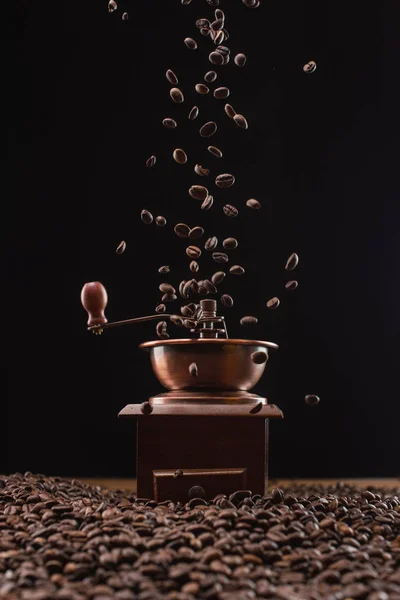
[183,318,195,328]
[240,316,258,325]
[205,71,217,83]
[214,87,230,99]
[285,280,299,290]
[162,117,177,129]
[246,198,261,209]
[159,283,176,295]
[170,315,184,327]
[170,87,184,103]
[141,209,153,224]
[184,37,197,49]
[196,18,210,29]
[158,265,170,274]
[251,350,268,364]
[183,279,198,297]
[173,148,188,164]
[179,280,187,297]
[200,26,211,36]
[207,0,220,5]
[266,296,280,309]
[201,195,214,210]
[209,51,224,65]
[174,223,190,238]
[189,362,198,377]
[194,164,209,176]
[156,321,169,339]
[188,106,199,120]
[155,216,166,226]
[155,303,166,313]
[242,0,257,5]
[200,121,217,138]
[195,83,209,95]
[223,237,238,249]
[174,469,183,478]
[146,155,156,167]
[189,185,209,200]
[186,245,202,258]
[140,401,153,415]
[303,60,317,73]
[205,236,218,251]
[208,145,223,158]
[272,487,285,503]
[229,265,245,275]
[234,53,247,67]
[223,204,238,217]
[189,226,204,239]
[305,394,320,406]
[211,18,224,31]
[211,271,226,285]
[211,29,225,45]
[162,293,177,303]
[166,69,178,84]
[181,304,194,317]
[285,252,299,271]
[224,103,236,118]
[233,114,248,129]
[213,252,228,264]
[216,45,230,56]
[121,12,129,20]
[203,279,217,293]
[215,8,225,20]
[108,0,117,12]
[190,260,200,273]
[116,241,126,254]
[216,173,235,188]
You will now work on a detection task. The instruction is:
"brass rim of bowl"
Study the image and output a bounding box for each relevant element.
[139,338,279,350]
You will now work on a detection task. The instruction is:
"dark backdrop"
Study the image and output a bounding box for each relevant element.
[7,0,400,478]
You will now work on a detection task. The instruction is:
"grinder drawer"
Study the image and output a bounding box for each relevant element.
[153,468,247,502]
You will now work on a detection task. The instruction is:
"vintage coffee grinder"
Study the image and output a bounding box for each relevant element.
[81,281,283,502]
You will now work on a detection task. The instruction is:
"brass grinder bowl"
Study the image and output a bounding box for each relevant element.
[139,339,278,392]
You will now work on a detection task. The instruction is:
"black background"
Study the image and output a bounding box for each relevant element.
[7,0,400,478]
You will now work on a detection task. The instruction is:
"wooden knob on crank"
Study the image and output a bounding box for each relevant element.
[81,282,108,326]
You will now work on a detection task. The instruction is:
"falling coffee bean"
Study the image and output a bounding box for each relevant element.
[170,315,184,327]
[215,8,225,20]
[303,60,317,73]
[251,350,268,364]
[285,252,299,271]
[224,103,236,118]
[173,148,188,164]
[195,83,209,95]
[240,316,258,325]
[159,283,176,295]
[221,294,234,307]
[146,155,156,167]
[184,37,197,49]
[190,260,200,272]
[223,237,238,249]
[183,318,196,328]
[285,280,299,290]
[305,394,320,406]
[121,12,128,20]
[189,226,204,239]
[223,204,238,217]
[170,87,184,103]
[158,265,170,274]
[140,401,153,415]
[234,53,247,67]
[181,304,194,317]
[156,321,169,339]
[203,279,217,293]
[173,469,183,478]
[141,210,153,224]
[155,304,166,313]
[214,87,230,99]
[155,216,166,226]
[183,280,195,298]
[213,252,229,263]
[216,173,235,188]
[166,69,178,84]
[189,362,199,377]
[209,51,224,65]
[211,18,224,31]
[196,18,210,29]
[200,26,211,36]
[246,198,261,209]
[211,271,225,285]
[216,45,230,57]
[212,30,225,45]
[208,145,223,158]
[200,121,217,138]
[162,117,177,129]
[205,71,217,83]
[242,0,256,5]
[162,293,177,303]
[233,114,248,129]
[207,0,220,5]
[186,246,202,258]
[201,195,214,210]
[188,106,199,120]
[266,297,280,309]
[116,241,126,254]
[179,280,187,298]
[205,236,218,251]
[230,265,245,275]
[189,185,209,200]
[108,0,117,12]
[174,223,190,238]
[194,164,209,177]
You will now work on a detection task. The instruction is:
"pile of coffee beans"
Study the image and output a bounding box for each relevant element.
[1,474,399,599]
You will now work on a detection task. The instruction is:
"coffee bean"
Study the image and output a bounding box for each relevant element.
[211,18,224,31]
[141,209,153,224]
[186,246,202,258]
[214,87,230,99]
[216,45,230,56]
[240,316,258,325]
[195,83,209,95]
[188,106,199,120]
[159,283,176,294]
[181,304,194,317]
[108,0,117,12]
[194,164,209,176]
[207,0,219,5]
[230,265,245,275]
[285,252,299,271]
[174,223,190,238]
[183,279,198,297]
[170,315,184,327]
[140,401,153,415]
[201,195,214,210]
[209,51,224,65]
[251,350,268,364]
[158,265,170,274]
[242,0,257,5]
[205,236,218,251]
[173,148,188,164]
[200,26,211,36]
[155,216,166,226]
[181,0,193,3]
[189,362,198,377]
[272,488,285,503]
[155,304,166,313]
[208,145,223,158]
[223,237,238,249]
[196,18,210,29]
[211,271,226,285]
[303,60,317,73]
[189,185,209,200]
[179,280,187,298]
[216,173,235,188]
[166,69,178,84]
[162,117,177,129]
[162,293,177,302]
[116,241,126,254]
[189,226,204,239]
[233,114,248,129]
[223,204,238,217]
[156,321,169,339]
[121,11,128,20]
[234,53,247,67]
[146,155,156,167]
[205,71,217,83]
[211,29,225,45]
[174,469,183,478]
[285,280,299,290]
[200,121,217,138]
[203,279,217,293]
[305,394,320,406]
[224,103,236,119]
[246,198,261,209]
[213,252,228,264]
[266,297,280,309]
[190,261,200,272]
[184,37,197,49]
[215,8,225,21]
[170,87,184,103]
